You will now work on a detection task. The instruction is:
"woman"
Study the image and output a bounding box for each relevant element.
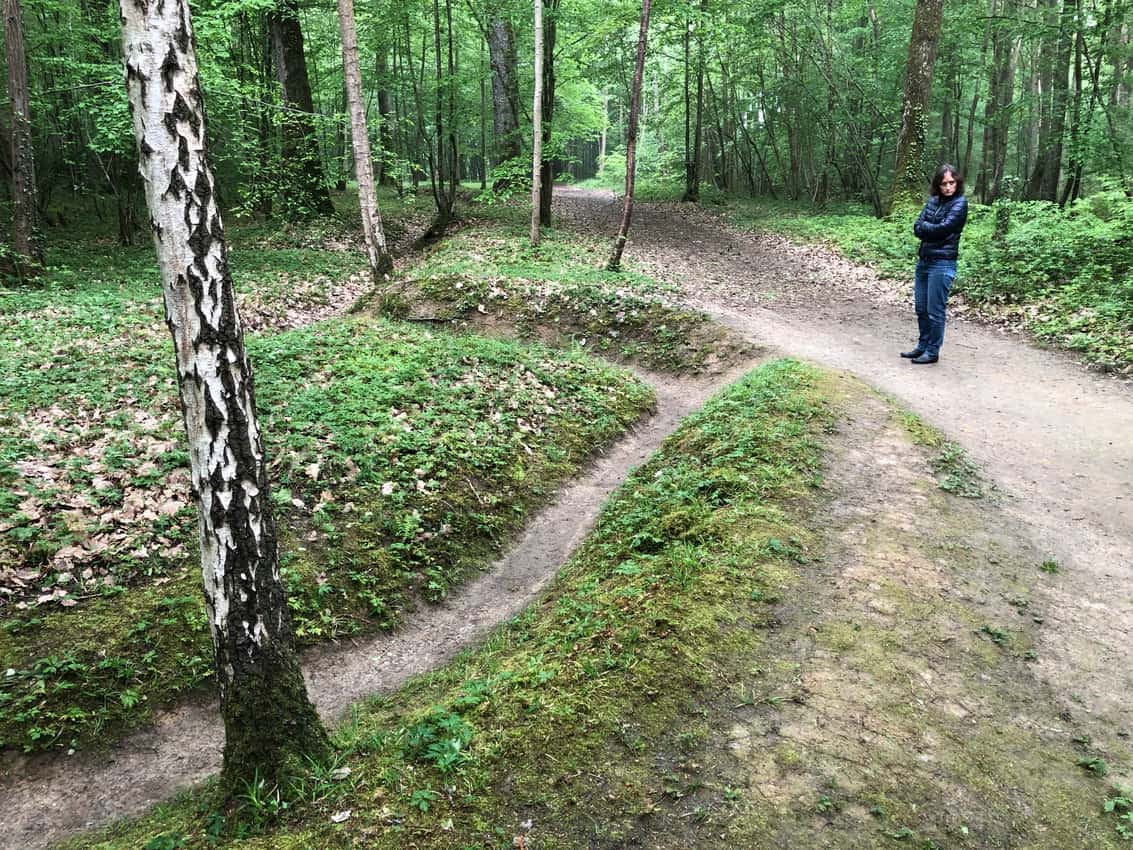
[901,164,968,364]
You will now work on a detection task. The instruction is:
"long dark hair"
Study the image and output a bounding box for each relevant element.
[930,164,964,199]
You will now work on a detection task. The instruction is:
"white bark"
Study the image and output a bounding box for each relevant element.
[120,0,327,789]
[337,0,393,280]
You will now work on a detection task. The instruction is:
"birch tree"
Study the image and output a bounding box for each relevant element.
[607,0,653,271]
[337,0,394,280]
[531,0,544,245]
[119,0,330,795]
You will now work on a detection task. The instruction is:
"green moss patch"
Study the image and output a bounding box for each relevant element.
[384,222,752,374]
[0,316,653,752]
[65,359,832,849]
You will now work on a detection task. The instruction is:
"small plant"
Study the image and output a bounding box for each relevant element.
[1040,559,1062,574]
[1078,757,1109,776]
[979,625,1009,646]
[931,442,986,498]
[1103,796,1133,839]
[402,707,474,774]
[143,833,186,850]
[410,787,440,812]
[239,773,291,824]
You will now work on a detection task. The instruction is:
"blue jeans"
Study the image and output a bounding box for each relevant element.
[914,259,957,357]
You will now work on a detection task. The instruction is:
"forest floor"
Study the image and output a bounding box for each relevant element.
[3,187,1133,849]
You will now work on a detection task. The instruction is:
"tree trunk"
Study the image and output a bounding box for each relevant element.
[377,46,397,188]
[539,0,560,227]
[269,0,335,219]
[1025,0,1073,200]
[978,0,1018,202]
[682,0,705,203]
[338,0,394,281]
[487,18,522,170]
[599,93,608,167]
[531,0,543,245]
[119,0,329,797]
[607,0,652,271]
[4,0,43,277]
[889,0,944,212]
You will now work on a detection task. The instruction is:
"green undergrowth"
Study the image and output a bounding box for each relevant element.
[893,410,990,499]
[0,315,653,753]
[386,219,752,374]
[721,193,1133,373]
[65,358,834,850]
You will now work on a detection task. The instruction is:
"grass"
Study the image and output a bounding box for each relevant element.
[0,191,665,753]
[387,217,752,374]
[61,358,837,849]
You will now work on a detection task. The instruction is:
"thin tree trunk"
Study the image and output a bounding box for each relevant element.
[4,0,43,276]
[539,0,560,226]
[1025,0,1073,200]
[889,0,944,211]
[683,0,705,202]
[377,46,397,188]
[338,0,394,280]
[119,0,329,797]
[479,37,487,189]
[607,0,652,271]
[531,0,543,244]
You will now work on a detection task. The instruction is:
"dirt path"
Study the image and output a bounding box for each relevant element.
[3,189,1131,848]
[556,186,1133,730]
[0,365,751,850]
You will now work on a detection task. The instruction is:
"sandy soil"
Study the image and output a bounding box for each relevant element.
[2,188,1131,849]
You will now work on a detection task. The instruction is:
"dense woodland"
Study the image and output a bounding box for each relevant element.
[2,0,1131,262]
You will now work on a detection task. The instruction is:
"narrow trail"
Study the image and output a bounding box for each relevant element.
[557,185,1133,730]
[4,188,1131,848]
[0,364,752,850]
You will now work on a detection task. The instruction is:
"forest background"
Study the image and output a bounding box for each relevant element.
[1,0,1132,350]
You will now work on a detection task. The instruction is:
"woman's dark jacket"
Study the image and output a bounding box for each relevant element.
[913,194,968,261]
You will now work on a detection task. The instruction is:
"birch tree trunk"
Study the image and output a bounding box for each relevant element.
[119,0,330,796]
[530,0,544,245]
[607,0,652,271]
[888,0,944,212]
[4,0,43,277]
[337,0,394,280]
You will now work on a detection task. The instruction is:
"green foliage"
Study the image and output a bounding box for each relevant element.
[401,707,474,774]
[0,265,653,751]
[964,192,1133,368]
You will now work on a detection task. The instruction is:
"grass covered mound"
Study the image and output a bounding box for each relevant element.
[385,221,752,374]
[67,359,832,850]
[0,315,654,753]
